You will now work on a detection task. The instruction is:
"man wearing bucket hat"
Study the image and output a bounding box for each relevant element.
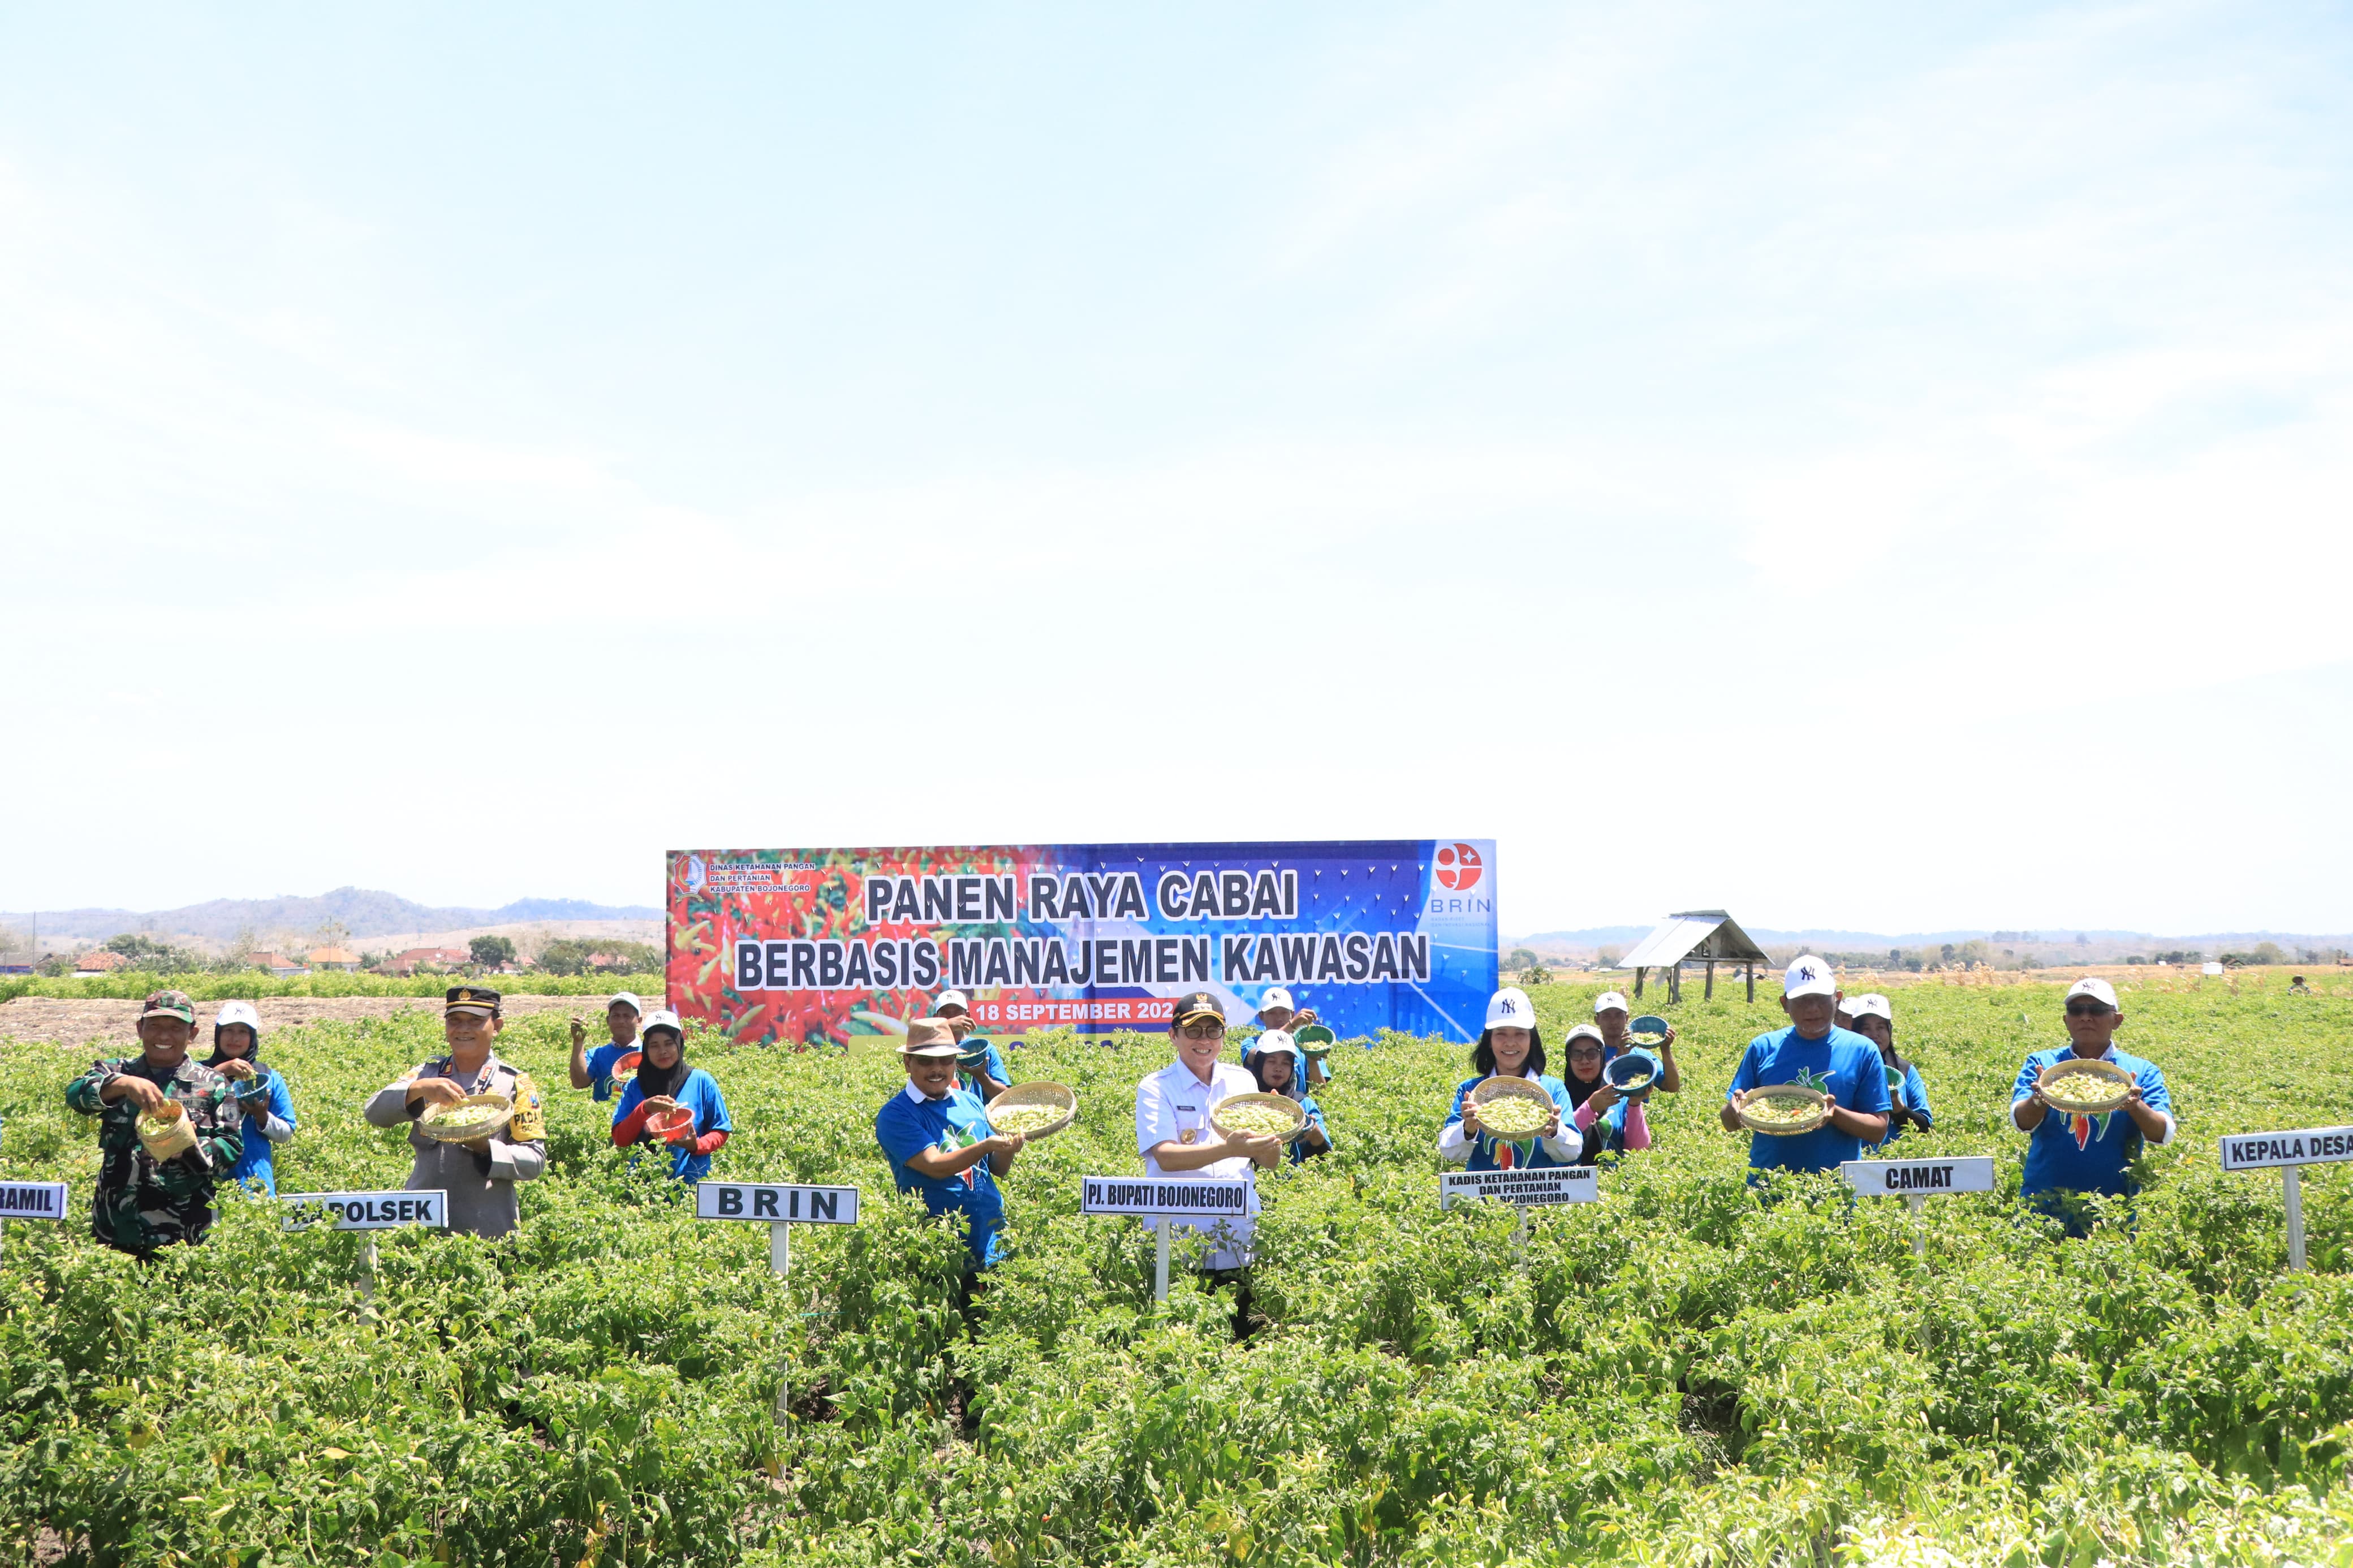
[1592,991,1680,1093]
[567,992,645,1102]
[873,1017,1028,1269]
[64,989,247,1255]
[364,986,548,1239]
[2010,977,2174,1233]
[1136,991,1283,1271]
[1721,957,1890,1175]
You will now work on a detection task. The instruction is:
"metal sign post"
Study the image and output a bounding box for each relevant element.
[1080,1176,1255,1303]
[278,1190,450,1319]
[0,1182,71,1264]
[2218,1127,2353,1272]
[693,1182,862,1427]
[1837,1157,1997,1259]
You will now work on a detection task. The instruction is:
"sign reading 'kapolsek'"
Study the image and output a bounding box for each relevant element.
[1440,1167,1598,1208]
[1080,1176,1253,1218]
[2218,1128,2353,1172]
[694,1182,860,1225]
[278,1190,449,1231]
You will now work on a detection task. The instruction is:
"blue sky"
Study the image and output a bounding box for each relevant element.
[4,3,2349,935]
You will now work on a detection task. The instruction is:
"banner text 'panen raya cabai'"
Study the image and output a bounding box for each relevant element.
[664,841,1497,1047]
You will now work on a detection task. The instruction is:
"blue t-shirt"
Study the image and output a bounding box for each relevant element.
[585,1040,641,1103]
[1877,1063,1934,1146]
[612,1068,732,1183]
[1445,1074,1578,1170]
[958,1041,1012,1099]
[226,1069,296,1195]
[873,1085,1007,1267]
[2013,1046,2171,1199]
[1727,1025,1893,1173]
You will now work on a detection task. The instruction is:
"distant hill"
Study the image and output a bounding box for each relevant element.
[20,886,661,944]
[1510,922,2353,962]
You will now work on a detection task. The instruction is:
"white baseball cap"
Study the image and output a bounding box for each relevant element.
[2065,977,2120,1009]
[607,992,643,1014]
[934,990,972,1016]
[1253,1028,1302,1059]
[1562,1023,1607,1048]
[640,1008,683,1036]
[1484,987,1535,1030]
[1782,956,1838,1000]
[1593,992,1629,1014]
[214,1000,261,1033]
[1849,993,1893,1023]
[1258,987,1296,1015]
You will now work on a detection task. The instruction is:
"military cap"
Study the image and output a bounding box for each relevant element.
[1171,990,1225,1027]
[445,984,502,1017]
[139,989,197,1025]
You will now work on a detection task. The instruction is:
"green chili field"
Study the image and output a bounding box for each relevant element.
[3,974,2351,1566]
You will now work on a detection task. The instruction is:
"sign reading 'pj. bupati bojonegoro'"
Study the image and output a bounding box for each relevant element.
[665,841,1498,1048]
[1079,1176,1253,1218]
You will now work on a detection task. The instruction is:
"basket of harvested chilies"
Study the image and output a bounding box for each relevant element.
[2036,1059,2135,1116]
[1606,1051,1661,1096]
[1212,1092,1308,1143]
[417,1092,514,1143]
[136,1101,199,1160]
[988,1082,1078,1141]
[1738,1084,1828,1137]
[1468,1077,1558,1139]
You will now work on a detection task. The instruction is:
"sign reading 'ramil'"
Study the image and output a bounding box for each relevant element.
[0,1182,69,1219]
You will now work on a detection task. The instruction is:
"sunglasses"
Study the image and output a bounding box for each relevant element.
[2065,1001,2114,1018]
[1177,1023,1225,1040]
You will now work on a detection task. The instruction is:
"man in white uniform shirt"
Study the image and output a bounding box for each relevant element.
[1135,990,1283,1272]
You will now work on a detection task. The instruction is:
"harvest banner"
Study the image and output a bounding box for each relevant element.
[665,839,1498,1047]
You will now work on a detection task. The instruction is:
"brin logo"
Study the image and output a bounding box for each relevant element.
[1434,843,1483,891]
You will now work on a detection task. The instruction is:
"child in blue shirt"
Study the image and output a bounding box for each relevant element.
[610,1010,733,1183]
[1247,1032,1331,1164]
[1848,994,1933,1145]
[2011,977,2174,1233]
[873,1018,1028,1268]
[570,993,645,1103]
[1722,957,1891,1174]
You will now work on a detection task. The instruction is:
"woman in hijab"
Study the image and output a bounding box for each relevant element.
[1559,1023,1650,1164]
[1850,994,1933,1144]
[611,1010,734,1182]
[1246,1031,1331,1164]
[207,1000,296,1195]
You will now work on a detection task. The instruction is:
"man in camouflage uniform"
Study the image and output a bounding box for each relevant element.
[364,984,547,1238]
[64,989,246,1255]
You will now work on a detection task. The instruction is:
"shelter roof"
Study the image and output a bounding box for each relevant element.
[1616,910,1770,969]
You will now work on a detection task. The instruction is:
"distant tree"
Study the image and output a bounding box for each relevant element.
[1519,961,1552,987]
[102,933,205,973]
[534,938,663,975]
[469,935,518,970]
[1506,948,1540,972]
[1596,945,1623,969]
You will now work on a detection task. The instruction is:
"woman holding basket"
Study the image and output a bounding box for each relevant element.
[1438,988,1580,1170]
[611,1010,733,1183]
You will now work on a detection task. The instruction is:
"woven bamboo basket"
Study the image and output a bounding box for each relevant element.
[1468,1075,1558,1139]
[417,1092,514,1143]
[988,1081,1078,1141]
[1739,1083,1828,1137]
[2037,1058,2135,1116]
[1212,1090,1308,1143]
[136,1101,199,1160]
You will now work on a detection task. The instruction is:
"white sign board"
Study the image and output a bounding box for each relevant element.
[0,1181,70,1221]
[695,1182,859,1225]
[1080,1175,1252,1219]
[1839,1156,1997,1196]
[2218,1128,2353,1172]
[279,1190,449,1231]
[1440,1167,1599,1209]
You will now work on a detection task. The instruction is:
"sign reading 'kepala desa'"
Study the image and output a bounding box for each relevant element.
[666,840,1497,1048]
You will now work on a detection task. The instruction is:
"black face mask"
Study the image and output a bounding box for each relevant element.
[635,1034,688,1099]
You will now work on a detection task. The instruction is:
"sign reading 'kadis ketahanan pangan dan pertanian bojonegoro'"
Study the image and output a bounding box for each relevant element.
[1440,1167,1599,1208]
[665,840,1498,1048]
[2218,1128,2353,1172]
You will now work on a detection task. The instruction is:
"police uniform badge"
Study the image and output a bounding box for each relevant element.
[507,1073,545,1142]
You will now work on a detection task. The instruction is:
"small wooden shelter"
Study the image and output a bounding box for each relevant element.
[1616,910,1771,1003]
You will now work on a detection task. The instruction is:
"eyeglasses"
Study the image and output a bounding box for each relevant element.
[2065,1002,2114,1018]
[1178,1023,1225,1041]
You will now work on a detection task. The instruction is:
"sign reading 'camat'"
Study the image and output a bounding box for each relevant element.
[2218,1128,2353,1172]
[1839,1156,1997,1196]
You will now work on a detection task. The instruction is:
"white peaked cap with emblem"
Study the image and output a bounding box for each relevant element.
[1484,987,1534,1030]
[934,990,972,1015]
[607,992,643,1014]
[1782,956,1839,999]
[2066,976,2120,1009]
[214,1000,262,1033]
[1258,987,1295,1014]
[640,1008,683,1035]
[1593,991,1629,1014]
[1849,993,1893,1023]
